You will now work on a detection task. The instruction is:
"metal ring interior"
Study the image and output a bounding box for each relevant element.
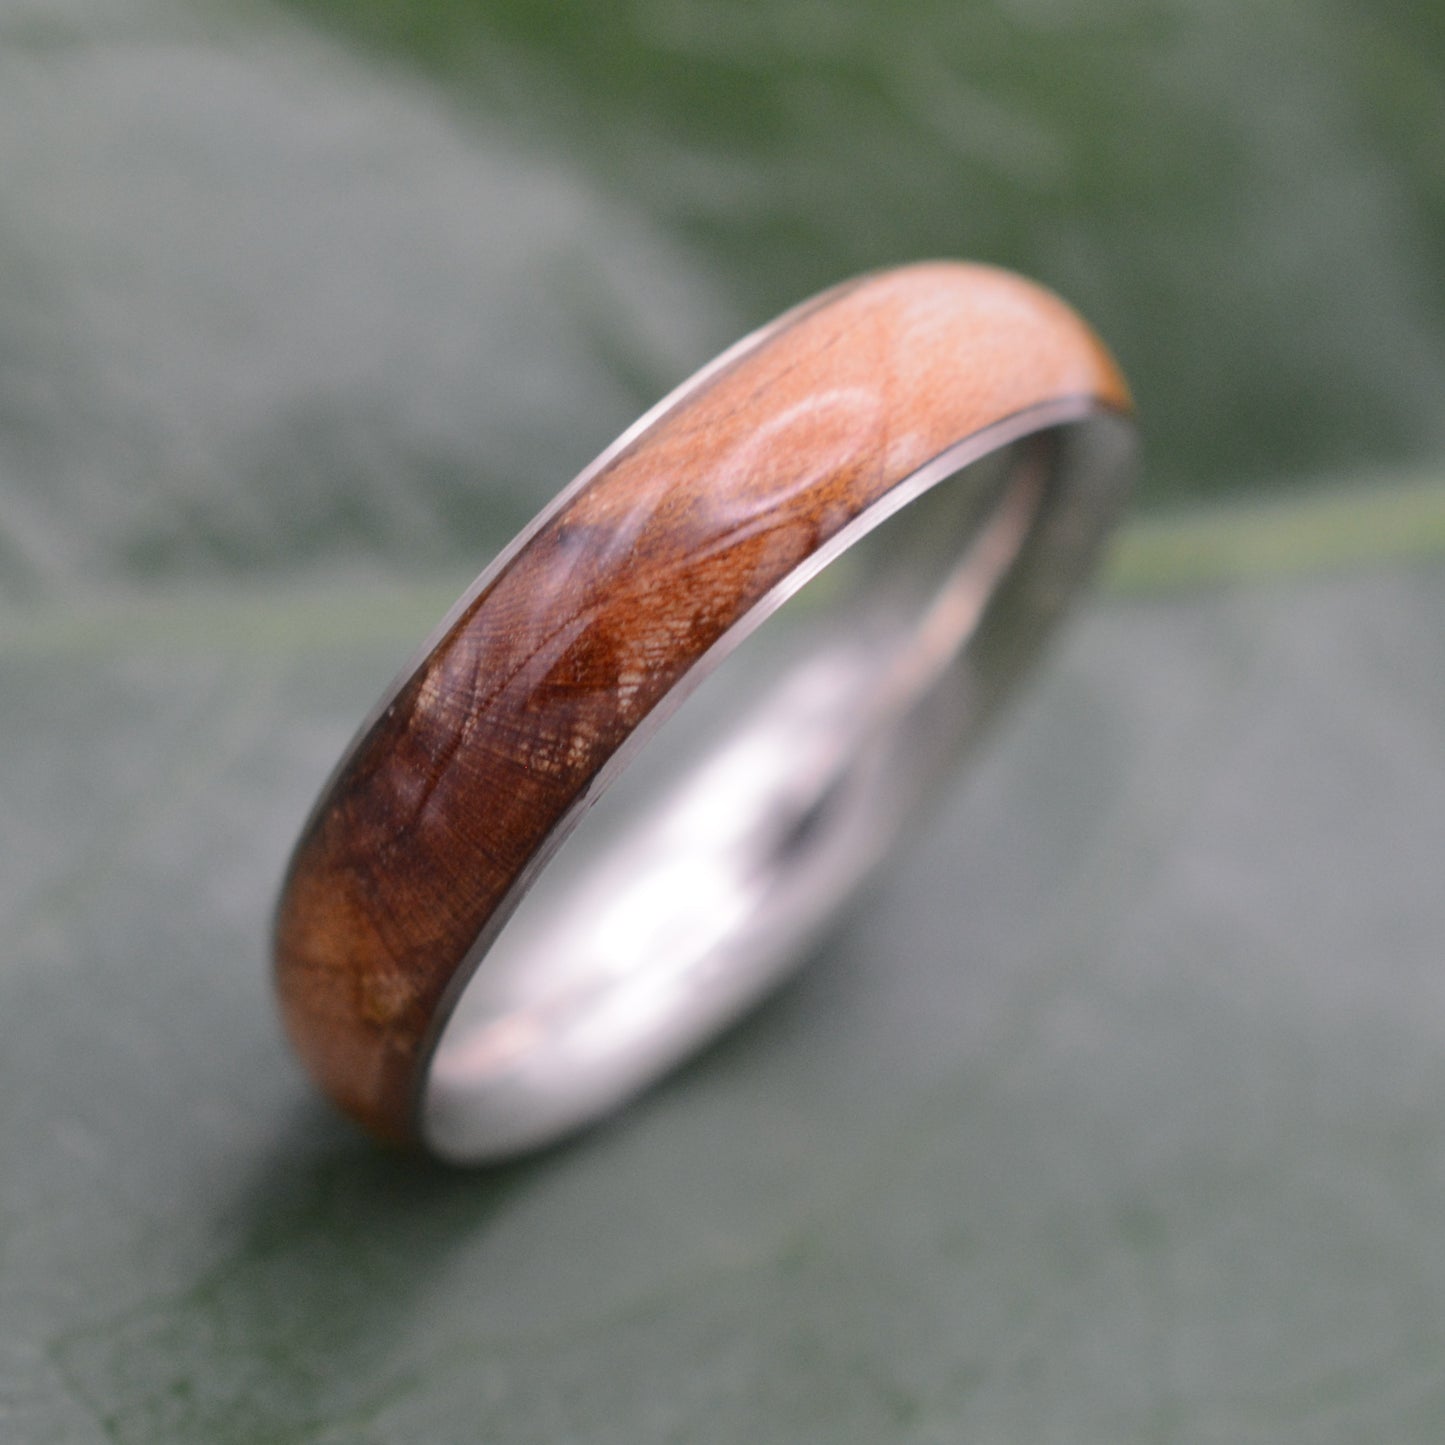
[420,406,1135,1161]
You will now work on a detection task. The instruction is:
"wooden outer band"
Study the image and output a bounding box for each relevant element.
[273,261,1133,1144]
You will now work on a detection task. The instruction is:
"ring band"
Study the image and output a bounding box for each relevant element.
[273,262,1135,1161]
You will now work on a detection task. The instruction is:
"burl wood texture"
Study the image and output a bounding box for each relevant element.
[273,262,1132,1142]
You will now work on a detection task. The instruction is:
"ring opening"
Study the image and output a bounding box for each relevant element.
[421,410,1131,1160]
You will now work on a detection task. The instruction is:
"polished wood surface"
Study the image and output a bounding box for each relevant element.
[273,261,1132,1143]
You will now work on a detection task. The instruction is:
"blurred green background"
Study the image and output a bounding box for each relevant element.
[3,1,1445,1441]
[4,0,1445,596]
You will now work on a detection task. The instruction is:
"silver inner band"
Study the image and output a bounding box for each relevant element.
[422,407,1134,1161]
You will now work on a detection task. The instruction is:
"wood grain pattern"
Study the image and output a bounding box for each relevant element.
[273,262,1133,1143]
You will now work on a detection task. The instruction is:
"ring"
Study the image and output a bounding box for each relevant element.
[273,261,1136,1161]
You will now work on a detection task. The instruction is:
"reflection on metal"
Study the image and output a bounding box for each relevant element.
[426,420,1130,1159]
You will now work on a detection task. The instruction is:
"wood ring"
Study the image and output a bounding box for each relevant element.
[273,261,1135,1155]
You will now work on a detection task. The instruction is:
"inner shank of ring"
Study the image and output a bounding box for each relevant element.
[421,417,1118,1161]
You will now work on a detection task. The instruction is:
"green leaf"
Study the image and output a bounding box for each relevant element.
[3,0,1445,597]
[4,1,1445,1441]
[5,507,1445,1442]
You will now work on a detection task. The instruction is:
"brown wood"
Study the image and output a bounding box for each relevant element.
[273,261,1133,1143]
